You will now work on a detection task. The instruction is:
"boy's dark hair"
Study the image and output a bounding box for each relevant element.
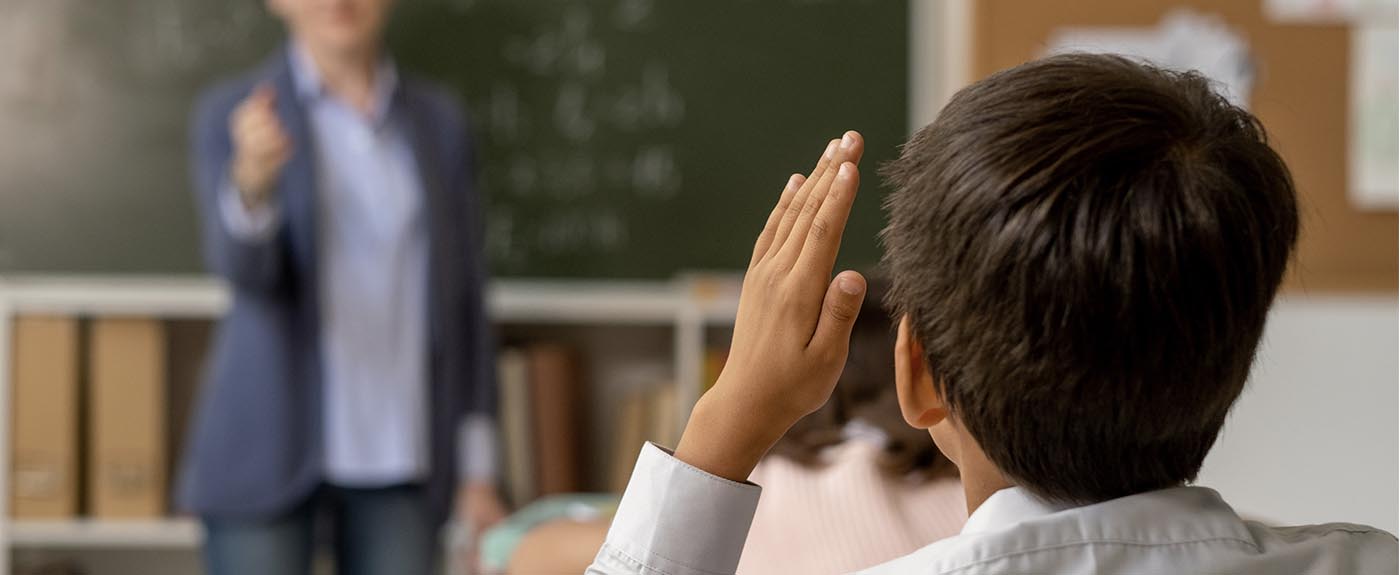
[879,54,1299,504]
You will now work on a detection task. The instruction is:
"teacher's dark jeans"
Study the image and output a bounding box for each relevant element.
[203,483,437,575]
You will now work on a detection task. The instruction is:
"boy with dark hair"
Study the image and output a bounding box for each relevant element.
[587,54,1397,574]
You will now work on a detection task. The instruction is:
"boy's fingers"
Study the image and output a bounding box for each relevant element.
[779,131,863,266]
[795,160,860,274]
[767,139,838,260]
[809,270,867,356]
[751,173,806,267]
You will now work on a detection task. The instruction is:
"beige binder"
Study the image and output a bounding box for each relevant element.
[10,316,80,518]
[88,318,167,518]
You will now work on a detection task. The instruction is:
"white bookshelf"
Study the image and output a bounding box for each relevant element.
[0,274,741,573]
[9,519,201,549]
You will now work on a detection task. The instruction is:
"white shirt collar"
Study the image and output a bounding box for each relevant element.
[961,485,1257,542]
[960,486,1076,535]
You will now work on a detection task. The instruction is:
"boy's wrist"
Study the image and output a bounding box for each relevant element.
[674,387,793,483]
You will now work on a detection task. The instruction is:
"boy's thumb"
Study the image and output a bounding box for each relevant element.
[812,270,866,355]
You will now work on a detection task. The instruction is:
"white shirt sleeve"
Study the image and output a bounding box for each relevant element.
[587,442,762,575]
[218,175,281,242]
[458,414,499,481]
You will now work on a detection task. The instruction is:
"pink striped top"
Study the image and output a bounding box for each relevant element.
[737,441,967,574]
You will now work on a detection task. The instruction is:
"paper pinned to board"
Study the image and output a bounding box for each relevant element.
[1348,24,1398,210]
[1045,9,1255,109]
[1264,0,1398,23]
[1272,0,1397,210]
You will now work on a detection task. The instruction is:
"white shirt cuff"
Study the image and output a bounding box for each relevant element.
[458,414,499,482]
[594,442,762,575]
[218,175,281,241]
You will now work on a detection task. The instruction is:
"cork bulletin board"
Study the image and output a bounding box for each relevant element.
[972,0,1398,293]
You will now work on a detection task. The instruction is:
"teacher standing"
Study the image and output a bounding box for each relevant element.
[180,0,504,573]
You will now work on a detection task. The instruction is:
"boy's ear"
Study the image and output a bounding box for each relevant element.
[894,315,948,429]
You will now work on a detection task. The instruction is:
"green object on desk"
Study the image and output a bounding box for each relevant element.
[479,494,619,573]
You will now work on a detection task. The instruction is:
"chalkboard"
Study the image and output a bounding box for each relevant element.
[0,0,908,279]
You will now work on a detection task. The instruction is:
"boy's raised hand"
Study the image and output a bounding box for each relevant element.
[674,131,866,482]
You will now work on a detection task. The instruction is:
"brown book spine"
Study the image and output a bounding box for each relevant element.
[529,343,581,495]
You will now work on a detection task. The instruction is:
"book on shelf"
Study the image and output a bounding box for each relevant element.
[88,318,168,518]
[649,383,679,449]
[608,385,650,493]
[607,382,681,492]
[498,347,535,507]
[10,316,80,519]
[703,347,728,393]
[528,343,583,496]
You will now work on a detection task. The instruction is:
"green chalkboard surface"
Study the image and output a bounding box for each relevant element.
[0,0,908,279]
[0,0,283,275]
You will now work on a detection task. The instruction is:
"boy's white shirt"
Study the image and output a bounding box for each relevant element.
[587,443,1398,575]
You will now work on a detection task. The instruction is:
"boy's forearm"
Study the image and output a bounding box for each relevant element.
[674,388,793,482]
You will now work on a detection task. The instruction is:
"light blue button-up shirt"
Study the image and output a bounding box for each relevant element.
[219,44,494,486]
